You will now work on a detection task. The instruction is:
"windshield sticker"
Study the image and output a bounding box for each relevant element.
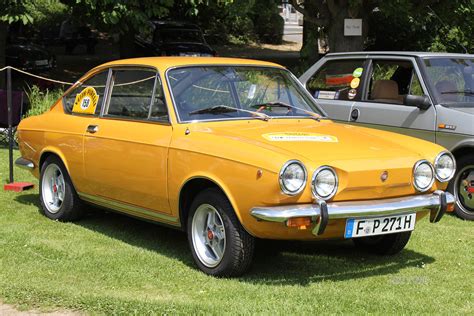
[353,67,363,78]
[325,74,353,86]
[350,77,360,89]
[72,87,99,114]
[315,90,337,99]
[248,84,256,99]
[348,89,357,100]
[262,132,338,142]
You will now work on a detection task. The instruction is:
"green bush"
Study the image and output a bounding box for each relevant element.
[24,85,63,118]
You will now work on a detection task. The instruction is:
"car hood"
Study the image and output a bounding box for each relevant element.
[177,119,442,172]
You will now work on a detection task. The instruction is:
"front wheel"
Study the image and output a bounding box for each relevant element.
[448,155,474,220]
[187,188,255,277]
[352,231,411,255]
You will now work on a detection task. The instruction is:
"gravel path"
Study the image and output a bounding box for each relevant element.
[0,302,81,316]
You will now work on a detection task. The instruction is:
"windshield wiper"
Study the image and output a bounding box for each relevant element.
[188,105,271,121]
[440,90,474,96]
[252,101,323,121]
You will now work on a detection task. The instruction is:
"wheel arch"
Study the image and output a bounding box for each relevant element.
[39,147,70,172]
[451,145,474,161]
[178,176,244,230]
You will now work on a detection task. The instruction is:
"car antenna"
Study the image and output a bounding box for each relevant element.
[426,5,469,54]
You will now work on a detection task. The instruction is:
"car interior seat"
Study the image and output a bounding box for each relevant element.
[371,79,404,104]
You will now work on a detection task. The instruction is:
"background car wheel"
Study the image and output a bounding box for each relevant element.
[39,156,84,221]
[187,188,255,277]
[352,231,411,255]
[448,155,474,221]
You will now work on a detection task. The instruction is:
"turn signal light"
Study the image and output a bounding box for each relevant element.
[447,202,455,212]
[287,217,311,229]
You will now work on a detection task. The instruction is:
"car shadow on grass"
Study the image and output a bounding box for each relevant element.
[14,193,435,285]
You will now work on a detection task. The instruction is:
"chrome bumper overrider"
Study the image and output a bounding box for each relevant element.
[15,157,35,170]
[251,191,455,236]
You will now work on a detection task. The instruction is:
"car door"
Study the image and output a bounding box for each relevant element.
[300,57,369,122]
[82,67,173,216]
[349,57,436,142]
[58,69,109,194]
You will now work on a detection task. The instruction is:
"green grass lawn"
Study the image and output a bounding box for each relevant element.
[0,147,473,314]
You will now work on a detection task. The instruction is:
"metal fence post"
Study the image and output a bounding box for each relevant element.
[7,67,14,184]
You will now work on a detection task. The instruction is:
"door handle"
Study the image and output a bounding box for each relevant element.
[350,109,360,121]
[86,125,99,133]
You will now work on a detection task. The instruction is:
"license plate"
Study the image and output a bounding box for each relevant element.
[35,59,49,66]
[344,213,416,238]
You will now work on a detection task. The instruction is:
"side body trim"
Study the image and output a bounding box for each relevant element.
[78,192,181,227]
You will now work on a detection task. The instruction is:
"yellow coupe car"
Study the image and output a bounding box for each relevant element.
[16,57,456,276]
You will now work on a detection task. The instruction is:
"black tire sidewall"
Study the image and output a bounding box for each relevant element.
[353,231,412,255]
[448,155,474,221]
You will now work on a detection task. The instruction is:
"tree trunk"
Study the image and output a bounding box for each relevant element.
[327,0,367,52]
[119,29,136,59]
[300,1,321,68]
[0,22,7,89]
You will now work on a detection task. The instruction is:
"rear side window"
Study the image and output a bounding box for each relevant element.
[63,70,108,115]
[106,68,168,121]
[306,59,365,101]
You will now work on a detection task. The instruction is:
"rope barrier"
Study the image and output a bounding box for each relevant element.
[0,66,75,85]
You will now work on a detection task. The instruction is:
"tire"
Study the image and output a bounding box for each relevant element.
[448,155,474,221]
[352,231,411,255]
[39,156,84,221]
[187,188,255,277]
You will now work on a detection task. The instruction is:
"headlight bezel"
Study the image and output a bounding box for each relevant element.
[434,151,456,182]
[278,160,307,196]
[413,160,435,192]
[311,166,338,200]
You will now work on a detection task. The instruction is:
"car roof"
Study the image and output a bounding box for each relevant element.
[94,57,284,73]
[150,20,200,29]
[325,51,474,58]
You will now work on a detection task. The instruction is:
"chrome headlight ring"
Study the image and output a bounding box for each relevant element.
[311,166,338,200]
[434,151,456,182]
[413,160,435,192]
[279,160,307,196]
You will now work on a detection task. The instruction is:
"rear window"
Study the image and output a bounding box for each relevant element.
[306,59,365,101]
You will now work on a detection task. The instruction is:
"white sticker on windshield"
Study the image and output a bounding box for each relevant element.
[262,132,338,142]
[248,84,257,99]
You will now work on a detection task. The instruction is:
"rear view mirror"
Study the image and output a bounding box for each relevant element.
[404,95,431,110]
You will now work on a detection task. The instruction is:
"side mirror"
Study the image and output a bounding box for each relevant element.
[404,95,431,110]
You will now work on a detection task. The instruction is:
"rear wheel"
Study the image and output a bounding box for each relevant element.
[39,156,84,221]
[187,188,255,277]
[352,231,411,255]
[448,155,474,220]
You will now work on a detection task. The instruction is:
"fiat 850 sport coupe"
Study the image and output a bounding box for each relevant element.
[17,57,456,277]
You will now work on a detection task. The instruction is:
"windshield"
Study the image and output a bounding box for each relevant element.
[156,29,204,44]
[167,66,324,122]
[423,57,474,105]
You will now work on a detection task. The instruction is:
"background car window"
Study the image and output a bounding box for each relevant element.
[63,70,108,115]
[107,69,157,119]
[139,22,155,43]
[306,59,365,101]
[368,60,424,104]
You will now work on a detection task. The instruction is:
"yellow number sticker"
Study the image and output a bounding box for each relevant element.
[72,87,99,114]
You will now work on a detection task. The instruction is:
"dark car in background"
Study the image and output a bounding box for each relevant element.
[6,43,56,72]
[135,21,216,57]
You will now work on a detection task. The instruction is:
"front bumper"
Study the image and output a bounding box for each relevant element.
[251,191,455,236]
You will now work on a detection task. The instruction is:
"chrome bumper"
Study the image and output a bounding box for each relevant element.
[15,157,35,170]
[251,191,455,236]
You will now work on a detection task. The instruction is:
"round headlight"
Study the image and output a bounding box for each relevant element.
[279,160,307,195]
[311,166,338,200]
[413,160,435,192]
[434,151,456,182]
